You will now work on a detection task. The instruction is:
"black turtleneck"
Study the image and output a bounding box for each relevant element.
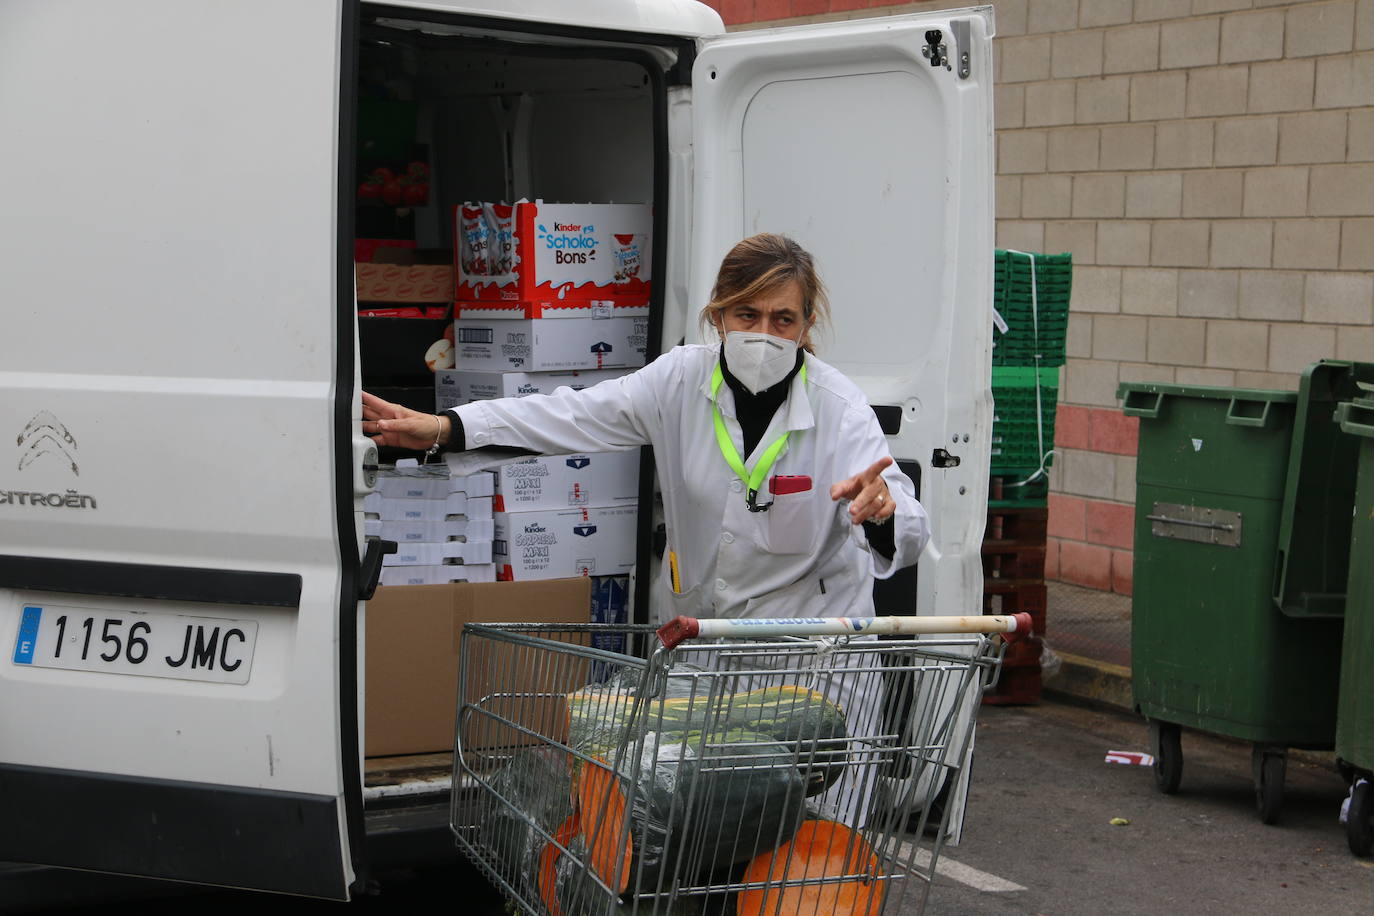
[719,345,895,559]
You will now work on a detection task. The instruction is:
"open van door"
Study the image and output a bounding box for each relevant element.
[688,10,996,840]
[0,0,366,898]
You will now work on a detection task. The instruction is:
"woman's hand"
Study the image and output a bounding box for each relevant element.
[362,391,451,451]
[830,457,895,526]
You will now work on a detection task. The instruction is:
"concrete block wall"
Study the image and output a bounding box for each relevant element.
[702,0,1374,595]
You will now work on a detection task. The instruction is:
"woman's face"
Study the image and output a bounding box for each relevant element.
[715,280,810,343]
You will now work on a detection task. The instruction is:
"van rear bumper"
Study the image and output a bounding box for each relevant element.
[0,762,346,900]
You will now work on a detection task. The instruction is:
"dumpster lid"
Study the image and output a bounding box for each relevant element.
[1118,382,1295,429]
[1117,381,1297,405]
[1274,361,1374,618]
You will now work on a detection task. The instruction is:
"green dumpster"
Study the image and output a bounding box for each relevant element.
[1119,361,1370,823]
[1334,389,1374,856]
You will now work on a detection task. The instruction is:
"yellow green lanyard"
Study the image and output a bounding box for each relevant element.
[710,362,806,511]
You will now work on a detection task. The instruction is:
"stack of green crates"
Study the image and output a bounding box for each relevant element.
[990,250,1071,505]
[993,250,1071,368]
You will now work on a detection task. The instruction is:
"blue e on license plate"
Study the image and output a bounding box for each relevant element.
[13,604,257,685]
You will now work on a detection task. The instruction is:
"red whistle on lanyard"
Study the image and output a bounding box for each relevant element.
[769,475,812,496]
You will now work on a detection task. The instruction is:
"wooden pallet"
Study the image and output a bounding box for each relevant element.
[982,635,1044,705]
[982,503,1048,705]
[984,505,1048,542]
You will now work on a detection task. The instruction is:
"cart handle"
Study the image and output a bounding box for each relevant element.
[656,612,1035,650]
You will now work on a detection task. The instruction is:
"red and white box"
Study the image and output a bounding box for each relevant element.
[455,297,649,320]
[455,201,652,304]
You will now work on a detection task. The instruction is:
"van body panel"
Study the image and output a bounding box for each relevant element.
[0,0,356,896]
[367,0,724,39]
[690,8,996,840]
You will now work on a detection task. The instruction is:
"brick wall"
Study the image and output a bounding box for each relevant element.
[700,0,1374,594]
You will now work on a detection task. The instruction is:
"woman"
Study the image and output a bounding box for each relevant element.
[364,233,930,622]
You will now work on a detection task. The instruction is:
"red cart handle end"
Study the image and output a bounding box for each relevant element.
[1004,612,1035,644]
[657,615,700,650]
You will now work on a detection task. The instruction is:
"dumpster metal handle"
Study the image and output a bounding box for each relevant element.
[1145,513,1235,532]
[1225,397,1274,428]
[1121,389,1162,418]
[1147,502,1243,547]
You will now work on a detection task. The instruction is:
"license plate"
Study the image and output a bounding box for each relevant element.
[12,604,258,685]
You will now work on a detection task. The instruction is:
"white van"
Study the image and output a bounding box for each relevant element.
[0,0,994,903]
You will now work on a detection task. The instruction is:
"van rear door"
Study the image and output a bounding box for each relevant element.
[689,10,996,839]
[0,0,363,898]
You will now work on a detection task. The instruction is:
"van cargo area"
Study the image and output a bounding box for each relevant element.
[351,8,675,859]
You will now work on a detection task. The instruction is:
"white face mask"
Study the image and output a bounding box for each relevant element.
[722,331,799,395]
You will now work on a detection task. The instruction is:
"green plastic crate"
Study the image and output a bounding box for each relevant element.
[991,367,1059,470]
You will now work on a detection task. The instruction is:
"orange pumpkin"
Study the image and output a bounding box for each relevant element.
[736,819,883,916]
[574,755,634,894]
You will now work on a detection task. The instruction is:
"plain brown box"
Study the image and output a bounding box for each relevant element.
[364,577,592,757]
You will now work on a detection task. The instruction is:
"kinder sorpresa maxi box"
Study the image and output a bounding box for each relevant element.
[493,451,639,512]
[494,504,638,580]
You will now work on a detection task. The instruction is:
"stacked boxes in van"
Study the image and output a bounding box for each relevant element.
[364,459,498,586]
[447,201,648,593]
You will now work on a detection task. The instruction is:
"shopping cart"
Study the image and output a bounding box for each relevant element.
[450,612,1032,915]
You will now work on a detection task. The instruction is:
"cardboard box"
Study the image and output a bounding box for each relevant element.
[456,201,652,302]
[377,563,498,587]
[453,315,648,372]
[494,504,638,580]
[493,451,640,511]
[363,577,592,756]
[356,262,454,303]
[375,467,496,500]
[381,539,493,567]
[363,492,493,521]
[375,518,495,543]
[435,367,627,410]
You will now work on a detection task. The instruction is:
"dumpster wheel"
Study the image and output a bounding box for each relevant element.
[1349,780,1372,857]
[1149,721,1182,794]
[1252,745,1286,825]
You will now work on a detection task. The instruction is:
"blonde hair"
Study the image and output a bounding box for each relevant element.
[698,233,830,353]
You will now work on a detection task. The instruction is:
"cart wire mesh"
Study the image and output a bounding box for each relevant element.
[450,622,1009,915]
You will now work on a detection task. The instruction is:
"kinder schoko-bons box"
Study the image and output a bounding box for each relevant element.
[455,201,652,303]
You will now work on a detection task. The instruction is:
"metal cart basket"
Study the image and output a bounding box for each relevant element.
[450,613,1030,915]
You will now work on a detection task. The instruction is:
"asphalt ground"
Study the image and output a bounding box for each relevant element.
[14,695,1369,915]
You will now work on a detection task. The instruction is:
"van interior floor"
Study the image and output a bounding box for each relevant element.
[364,752,454,793]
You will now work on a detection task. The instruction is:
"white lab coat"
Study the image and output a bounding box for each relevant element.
[451,344,931,624]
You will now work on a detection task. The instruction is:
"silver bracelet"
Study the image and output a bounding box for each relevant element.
[424,414,443,461]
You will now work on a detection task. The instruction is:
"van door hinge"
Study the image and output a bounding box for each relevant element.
[951,20,972,80]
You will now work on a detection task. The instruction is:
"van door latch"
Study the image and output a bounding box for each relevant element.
[359,539,397,600]
[921,30,949,71]
[931,448,961,469]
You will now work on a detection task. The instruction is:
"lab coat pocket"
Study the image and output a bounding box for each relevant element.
[743,572,827,619]
[763,491,817,555]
